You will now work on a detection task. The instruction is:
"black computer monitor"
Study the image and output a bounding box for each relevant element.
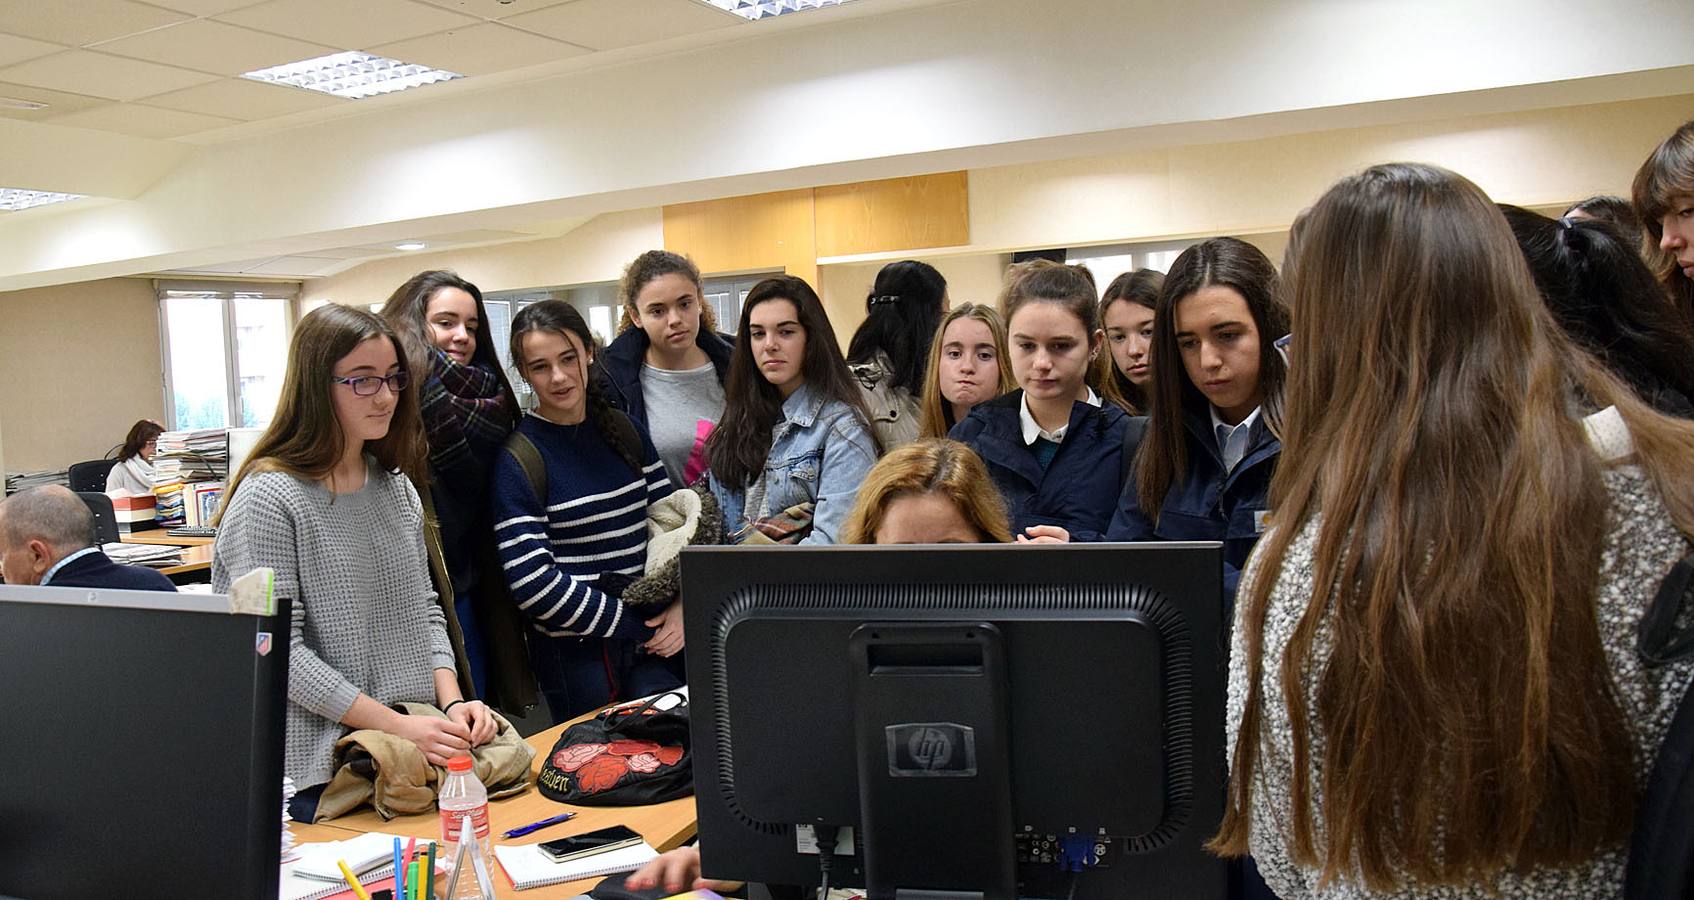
[0,584,288,899]
[681,543,1227,900]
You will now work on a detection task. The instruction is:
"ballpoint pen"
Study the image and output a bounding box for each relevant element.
[501,811,577,839]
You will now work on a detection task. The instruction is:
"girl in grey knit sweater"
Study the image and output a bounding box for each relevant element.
[213,305,499,818]
[1216,164,1694,898]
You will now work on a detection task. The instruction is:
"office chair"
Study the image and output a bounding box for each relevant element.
[76,491,122,545]
[68,459,119,494]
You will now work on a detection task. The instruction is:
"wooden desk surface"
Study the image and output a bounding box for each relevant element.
[159,543,213,575]
[120,527,216,547]
[290,713,697,898]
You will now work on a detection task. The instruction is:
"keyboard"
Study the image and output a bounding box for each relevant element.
[167,526,218,538]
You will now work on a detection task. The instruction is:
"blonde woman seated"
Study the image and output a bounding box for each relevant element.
[625,438,1009,894]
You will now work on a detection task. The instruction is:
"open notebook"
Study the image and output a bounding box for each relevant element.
[493,840,658,891]
[281,832,438,900]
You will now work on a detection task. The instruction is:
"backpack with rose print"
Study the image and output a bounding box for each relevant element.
[537,692,693,806]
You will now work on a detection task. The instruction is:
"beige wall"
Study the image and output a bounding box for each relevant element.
[818,253,1013,348]
[0,277,164,472]
[299,209,664,310]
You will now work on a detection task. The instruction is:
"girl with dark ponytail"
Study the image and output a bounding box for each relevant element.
[845,260,948,449]
[489,300,684,722]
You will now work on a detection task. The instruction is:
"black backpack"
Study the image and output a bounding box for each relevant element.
[1625,550,1694,899]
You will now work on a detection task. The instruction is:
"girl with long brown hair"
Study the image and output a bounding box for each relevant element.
[214,304,496,822]
[1632,119,1694,326]
[1099,268,1164,414]
[917,302,1016,439]
[379,269,528,710]
[1104,238,1287,604]
[1215,163,1694,896]
[704,275,879,545]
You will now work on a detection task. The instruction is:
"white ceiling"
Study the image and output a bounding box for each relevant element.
[0,0,744,140]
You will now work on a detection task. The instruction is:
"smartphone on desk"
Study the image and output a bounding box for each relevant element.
[538,824,644,863]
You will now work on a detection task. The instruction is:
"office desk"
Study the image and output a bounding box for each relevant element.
[120,527,216,547]
[160,544,213,578]
[291,712,698,898]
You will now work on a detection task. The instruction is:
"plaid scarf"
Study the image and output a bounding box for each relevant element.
[420,348,514,474]
[730,501,816,545]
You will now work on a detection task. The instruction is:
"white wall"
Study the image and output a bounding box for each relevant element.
[3,0,1691,289]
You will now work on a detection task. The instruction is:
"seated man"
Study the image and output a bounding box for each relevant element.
[0,485,176,591]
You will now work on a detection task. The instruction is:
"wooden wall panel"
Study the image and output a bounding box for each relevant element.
[662,188,817,287]
[813,171,969,258]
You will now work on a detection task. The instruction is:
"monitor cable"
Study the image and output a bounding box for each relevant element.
[813,824,840,900]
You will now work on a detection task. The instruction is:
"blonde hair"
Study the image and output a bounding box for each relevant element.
[918,303,1016,438]
[841,439,1012,544]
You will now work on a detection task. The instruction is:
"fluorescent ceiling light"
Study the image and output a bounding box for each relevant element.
[394,242,427,251]
[241,51,462,100]
[0,96,49,111]
[703,0,858,20]
[0,189,86,211]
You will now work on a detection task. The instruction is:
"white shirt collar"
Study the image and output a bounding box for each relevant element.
[42,546,101,586]
[1020,387,1101,445]
[1209,405,1262,472]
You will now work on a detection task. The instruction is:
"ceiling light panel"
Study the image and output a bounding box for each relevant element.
[0,189,86,211]
[702,0,857,20]
[240,51,462,100]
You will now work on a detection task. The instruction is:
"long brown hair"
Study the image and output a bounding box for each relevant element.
[1099,268,1165,414]
[704,275,876,489]
[509,300,644,477]
[219,304,427,521]
[378,269,519,426]
[117,419,163,462]
[1631,119,1694,324]
[917,302,1015,439]
[1136,238,1286,521]
[998,260,1131,412]
[1213,162,1694,889]
[841,438,1012,544]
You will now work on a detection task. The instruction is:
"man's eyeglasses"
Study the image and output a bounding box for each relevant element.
[331,372,410,396]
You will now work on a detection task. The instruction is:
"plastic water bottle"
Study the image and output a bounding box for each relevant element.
[439,755,491,871]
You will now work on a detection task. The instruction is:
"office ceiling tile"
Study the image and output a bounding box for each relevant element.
[45,102,242,139]
[0,81,110,121]
[142,0,270,15]
[0,34,69,69]
[370,22,586,76]
[143,76,346,120]
[0,50,219,102]
[501,0,741,50]
[216,0,482,51]
[418,0,577,17]
[95,20,339,77]
[0,0,190,48]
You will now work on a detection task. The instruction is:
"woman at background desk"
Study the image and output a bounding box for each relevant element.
[104,418,161,496]
[213,304,496,822]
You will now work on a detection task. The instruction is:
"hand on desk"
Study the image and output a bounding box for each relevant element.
[447,699,499,746]
[644,600,686,658]
[626,846,739,894]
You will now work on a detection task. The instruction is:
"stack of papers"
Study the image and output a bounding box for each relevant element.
[281,832,423,900]
[5,469,68,494]
[153,429,229,526]
[102,542,183,568]
[281,777,300,864]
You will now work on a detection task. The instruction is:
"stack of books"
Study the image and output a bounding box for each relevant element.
[111,492,158,532]
[102,542,182,568]
[153,429,229,527]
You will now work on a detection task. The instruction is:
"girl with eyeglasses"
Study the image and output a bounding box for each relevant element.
[214,304,497,823]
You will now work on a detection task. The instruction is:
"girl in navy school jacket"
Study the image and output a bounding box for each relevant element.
[950,260,1131,543]
[1106,237,1289,606]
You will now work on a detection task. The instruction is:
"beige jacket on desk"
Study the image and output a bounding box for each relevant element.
[314,702,536,823]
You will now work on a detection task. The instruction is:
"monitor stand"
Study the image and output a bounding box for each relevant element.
[850,622,1017,900]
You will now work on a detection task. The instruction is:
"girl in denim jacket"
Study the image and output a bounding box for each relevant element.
[705,275,880,545]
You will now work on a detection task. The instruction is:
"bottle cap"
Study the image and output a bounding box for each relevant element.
[447,755,473,772]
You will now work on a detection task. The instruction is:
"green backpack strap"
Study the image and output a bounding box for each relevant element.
[604,407,647,475]
[504,430,548,504]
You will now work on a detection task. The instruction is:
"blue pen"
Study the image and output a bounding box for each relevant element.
[392,837,405,898]
[501,811,577,839]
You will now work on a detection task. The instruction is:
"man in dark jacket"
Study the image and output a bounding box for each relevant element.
[0,485,176,591]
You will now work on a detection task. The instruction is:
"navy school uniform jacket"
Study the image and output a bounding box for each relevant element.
[1105,406,1280,605]
[599,325,734,436]
[46,549,177,591]
[949,391,1132,542]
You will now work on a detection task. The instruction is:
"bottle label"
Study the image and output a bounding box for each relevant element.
[441,804,491,845]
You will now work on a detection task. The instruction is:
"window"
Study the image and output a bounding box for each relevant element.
[158,282,297,430]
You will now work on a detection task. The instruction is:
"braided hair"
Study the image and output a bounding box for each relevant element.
[509,300,644,477]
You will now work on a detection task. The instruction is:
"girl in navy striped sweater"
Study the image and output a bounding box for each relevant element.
[491,300,684,724]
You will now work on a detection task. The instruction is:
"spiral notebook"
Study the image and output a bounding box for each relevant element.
[493,839,658,891]
[280,832,438,900]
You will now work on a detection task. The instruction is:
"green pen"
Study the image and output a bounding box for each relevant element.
[425,842,437,899]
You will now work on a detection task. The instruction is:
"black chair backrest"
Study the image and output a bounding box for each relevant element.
[76,491,121,545]
[68,459,119,494]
